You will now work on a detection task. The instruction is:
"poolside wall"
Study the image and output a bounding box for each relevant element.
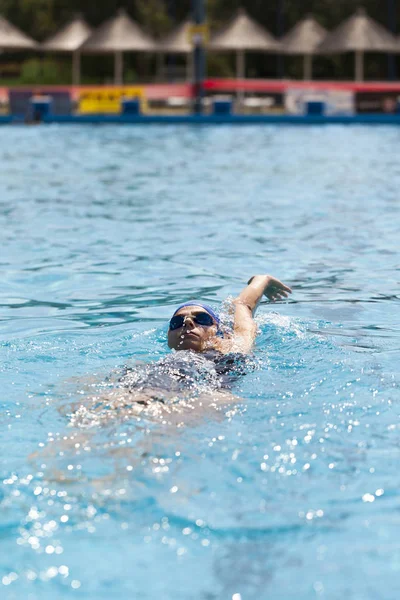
[1,79,400,124]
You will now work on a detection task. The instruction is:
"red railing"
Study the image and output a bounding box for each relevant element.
[2,79,400,103]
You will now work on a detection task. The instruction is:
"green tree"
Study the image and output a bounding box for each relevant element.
[0,0,397,81]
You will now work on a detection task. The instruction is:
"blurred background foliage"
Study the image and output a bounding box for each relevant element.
[0,0,397,82]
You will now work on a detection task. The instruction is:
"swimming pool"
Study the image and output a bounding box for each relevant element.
[1,124,399,599]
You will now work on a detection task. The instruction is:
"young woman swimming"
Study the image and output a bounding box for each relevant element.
[66,273,292,430]
[167,274,292,355]
[37,274,292,485]
[110,274,292,414]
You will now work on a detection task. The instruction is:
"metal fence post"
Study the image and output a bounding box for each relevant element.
[192,0,206,114]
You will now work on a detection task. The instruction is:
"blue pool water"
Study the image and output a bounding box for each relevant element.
[1,124,400,599]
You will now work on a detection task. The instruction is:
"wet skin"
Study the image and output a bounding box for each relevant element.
[167,306,218,352]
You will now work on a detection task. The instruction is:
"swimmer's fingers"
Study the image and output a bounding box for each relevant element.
[279,289,291,298]
[268,293,287,302]
[271,288,290,297]
[272,280,292,294]
[269,293,287,302]
[264,278,292,301]
[266,277,292,292]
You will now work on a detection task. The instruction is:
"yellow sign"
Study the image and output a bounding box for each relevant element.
[78,87,146,114]
[187,23,209,45]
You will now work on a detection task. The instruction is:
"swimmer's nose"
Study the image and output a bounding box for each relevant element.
[183,315,195,329]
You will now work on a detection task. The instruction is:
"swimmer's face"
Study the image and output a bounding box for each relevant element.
[167,306,218,352]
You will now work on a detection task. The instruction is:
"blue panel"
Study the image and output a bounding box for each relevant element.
[212,100,233,115]
[306,101,325,116]
[31,98,53,121]
[121,99,141,115]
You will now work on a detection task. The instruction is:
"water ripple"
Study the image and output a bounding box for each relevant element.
[1,125,400,599]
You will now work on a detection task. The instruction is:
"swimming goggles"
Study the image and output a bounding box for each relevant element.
[169,311,215,331]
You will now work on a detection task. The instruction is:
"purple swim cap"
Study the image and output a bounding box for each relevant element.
[172,302,220,327]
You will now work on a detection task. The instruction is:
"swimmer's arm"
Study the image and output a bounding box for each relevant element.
[229,275,292,353]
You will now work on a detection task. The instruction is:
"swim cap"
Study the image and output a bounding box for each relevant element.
[172,302,220,327]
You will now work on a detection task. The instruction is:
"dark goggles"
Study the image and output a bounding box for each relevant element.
[169,311,215,331]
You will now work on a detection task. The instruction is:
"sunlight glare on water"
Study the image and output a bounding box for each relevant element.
[0,124,400,599]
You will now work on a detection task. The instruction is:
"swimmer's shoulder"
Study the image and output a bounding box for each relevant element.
[212,336,252,356]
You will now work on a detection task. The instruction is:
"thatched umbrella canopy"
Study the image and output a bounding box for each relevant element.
[0,15,37,50]
[158,19,192,54]
[317,7,397,81]
[156,19,193,81]
[80,8,157,85]
[209,8,280,82]
[41,14,92,84]
[280,15,327,80]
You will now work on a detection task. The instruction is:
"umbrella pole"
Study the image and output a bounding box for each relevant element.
[237,49,245,106]
[115,51,123,85]
[192,0,206,115]
[304,54,312,80]
[186,53,193,82]
[355,50,364,82]
[72,51,81,86]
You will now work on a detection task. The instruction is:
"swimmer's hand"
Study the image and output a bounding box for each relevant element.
[247,274,292,302]
[230,274,292,353]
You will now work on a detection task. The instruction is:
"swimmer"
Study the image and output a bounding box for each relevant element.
[95,274,291,400]
[68,273,292,427]
[34,274,292,487]
[167,274,292,355]
[105,273,293,415]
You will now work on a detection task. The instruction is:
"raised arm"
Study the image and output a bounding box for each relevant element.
[226,274,292,354]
